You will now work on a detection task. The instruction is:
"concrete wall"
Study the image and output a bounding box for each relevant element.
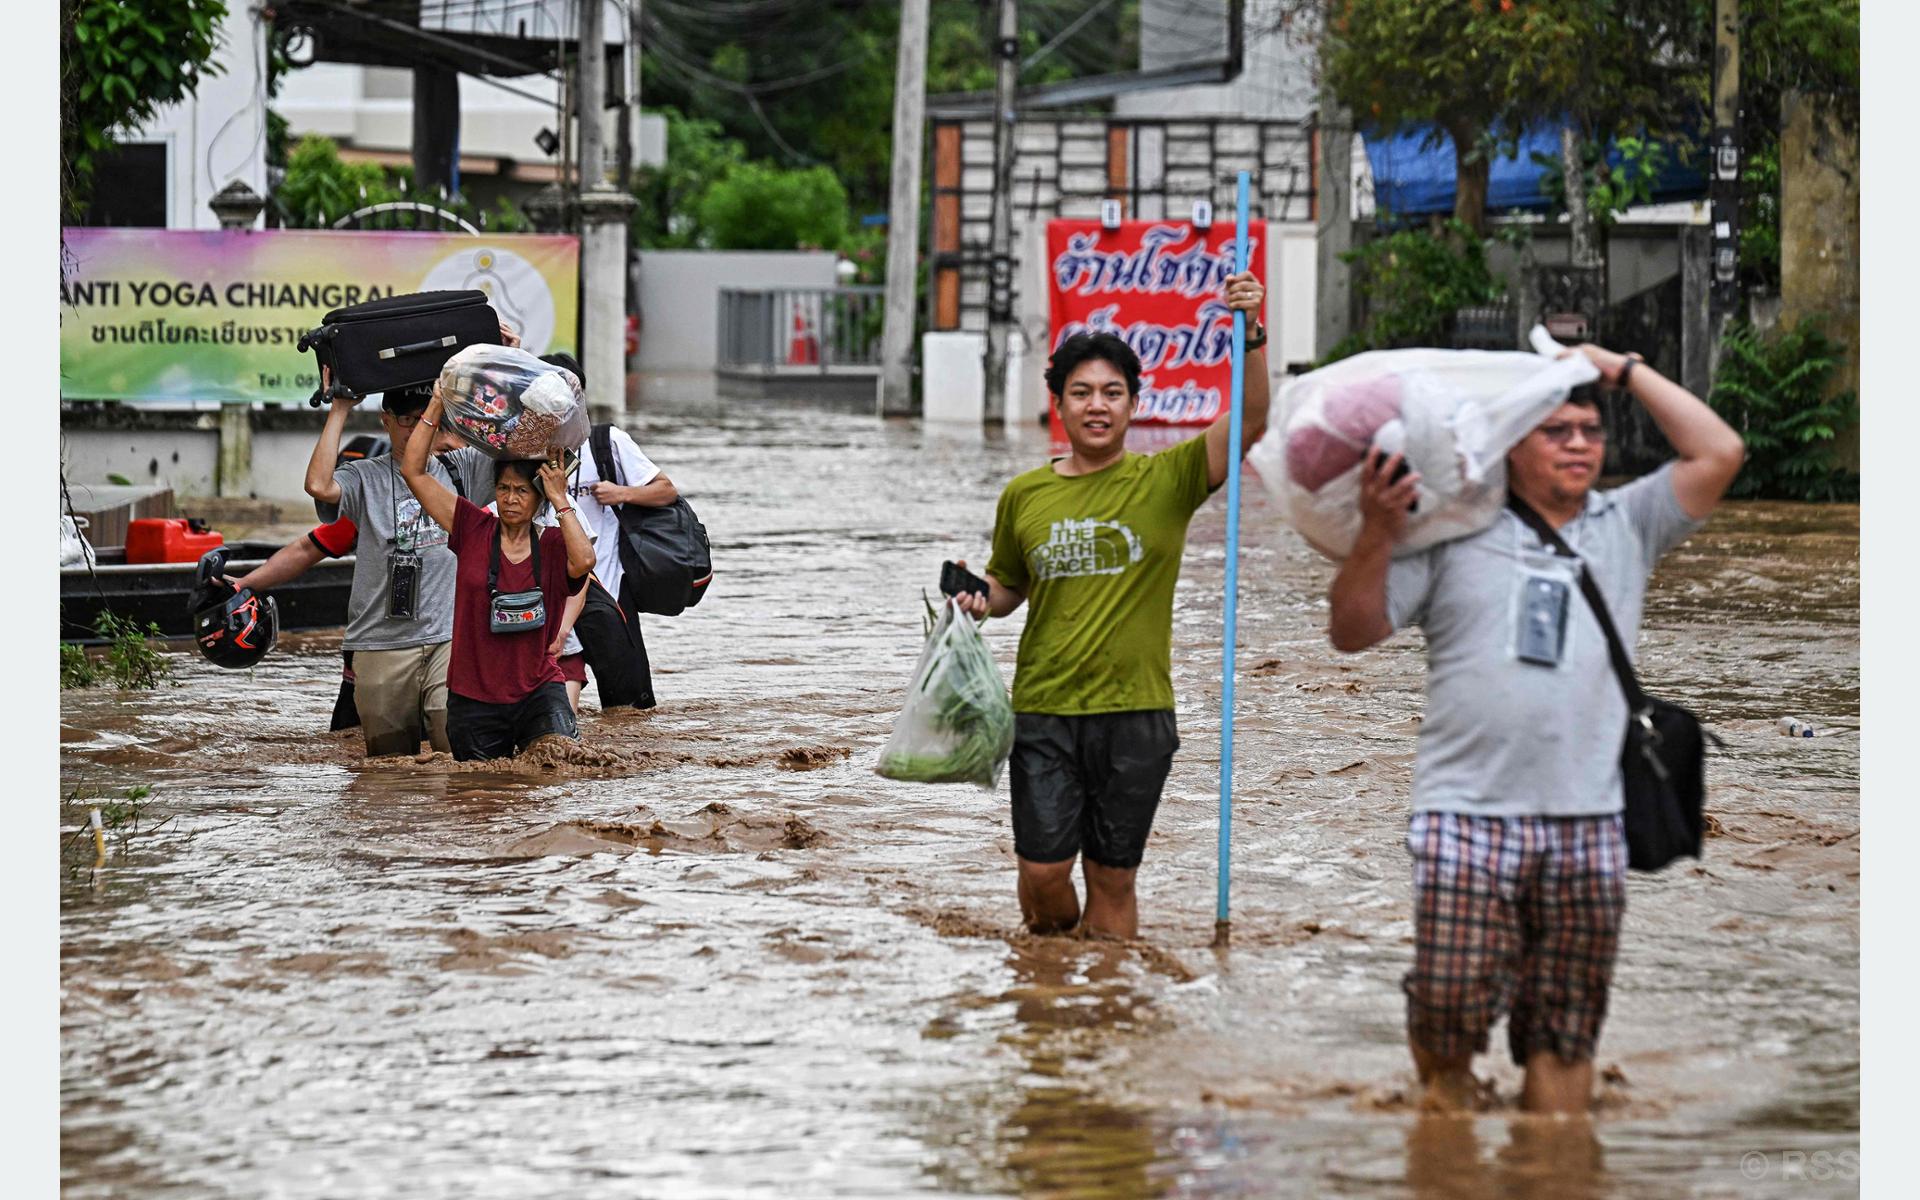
[1484,225,1690,307]
[63,426,220,498]
[1115,0,1318,122]
[632,251,840,407]
[1780,92,1860,469]
[61,408,389,506]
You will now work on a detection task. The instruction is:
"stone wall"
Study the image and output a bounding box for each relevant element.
[1779,91,1860,469]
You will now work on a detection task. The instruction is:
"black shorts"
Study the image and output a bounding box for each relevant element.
[1009,710,1179,869]
[447,682,577,762]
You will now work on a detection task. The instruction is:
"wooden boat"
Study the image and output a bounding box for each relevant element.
[61,541,355,644]
[60,436,387,644]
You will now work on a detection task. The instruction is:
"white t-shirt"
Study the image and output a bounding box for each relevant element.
[567,426,661,600]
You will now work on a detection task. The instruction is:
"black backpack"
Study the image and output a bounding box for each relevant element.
[589,423,712,616]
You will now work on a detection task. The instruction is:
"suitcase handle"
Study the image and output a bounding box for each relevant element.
[379,334,459,360]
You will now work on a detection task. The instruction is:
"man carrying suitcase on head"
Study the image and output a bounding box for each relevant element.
[540,352,678,710]
[301,377,480,756]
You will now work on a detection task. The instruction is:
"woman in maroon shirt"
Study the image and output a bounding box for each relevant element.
[398,391,595,760]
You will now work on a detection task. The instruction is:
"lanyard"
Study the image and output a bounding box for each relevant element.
[488,519,542,594]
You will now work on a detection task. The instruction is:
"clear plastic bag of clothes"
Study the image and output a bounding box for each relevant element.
[876,598,1015,790]
[1247,327,1600,559]
[436,344,590,459]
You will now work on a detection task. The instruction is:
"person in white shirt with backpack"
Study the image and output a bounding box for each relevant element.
[538,352,679,710]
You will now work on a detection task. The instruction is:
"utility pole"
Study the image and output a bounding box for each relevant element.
[982,0,1018,423]
[576,0,636,419]
[1709,0,1741,328]
[879,0,931,418]
[1313,88,1353,361]
[412,66,461,200]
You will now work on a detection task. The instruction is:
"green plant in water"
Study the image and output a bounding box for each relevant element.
[1325,219,1505,362]
[95,612,175,689]
[62,782,172,872]
[60,642,99,689]
[1709,318,1858,502]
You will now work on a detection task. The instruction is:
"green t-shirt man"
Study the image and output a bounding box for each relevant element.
[986,431,1215,715]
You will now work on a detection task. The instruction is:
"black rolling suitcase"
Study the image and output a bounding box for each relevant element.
[297,290,501,407]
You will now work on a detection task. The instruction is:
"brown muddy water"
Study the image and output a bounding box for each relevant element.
[60,411,1859,1198]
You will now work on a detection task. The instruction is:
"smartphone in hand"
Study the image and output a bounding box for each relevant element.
[1371,449,1418,513]
[940,560,990,601]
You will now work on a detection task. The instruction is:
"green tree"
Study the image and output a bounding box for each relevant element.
[1326,220,1506,361]
[61,0,229,220]
[1323,0,1585,233]
[274,135,404,229]
[629,108,749,249]
[637,0,1118,217]
[698,163,850,251]
[270,134,533,232]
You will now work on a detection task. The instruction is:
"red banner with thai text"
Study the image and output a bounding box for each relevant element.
[1045,218,1267,441]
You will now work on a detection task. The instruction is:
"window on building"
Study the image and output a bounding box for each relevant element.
[80,142,169,227]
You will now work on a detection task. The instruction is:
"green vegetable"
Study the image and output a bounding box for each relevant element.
[876,602,1014,789]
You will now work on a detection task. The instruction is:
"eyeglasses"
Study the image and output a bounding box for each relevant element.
[1535,420,1607,445]
[390,412,423,429]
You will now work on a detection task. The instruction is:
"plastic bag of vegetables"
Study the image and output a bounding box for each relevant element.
[876,598,1015,790]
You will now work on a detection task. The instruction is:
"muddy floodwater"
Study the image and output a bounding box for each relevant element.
[60,409,1859,1198]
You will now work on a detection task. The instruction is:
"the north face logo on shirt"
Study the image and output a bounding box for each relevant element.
[1031,518,1144,580]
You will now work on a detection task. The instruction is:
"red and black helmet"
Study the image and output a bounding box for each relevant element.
[189,548,279,669]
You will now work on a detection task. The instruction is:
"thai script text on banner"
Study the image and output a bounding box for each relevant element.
[1045,219,1267,436]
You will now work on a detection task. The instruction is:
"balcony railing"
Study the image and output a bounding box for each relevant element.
[718,286,884,375]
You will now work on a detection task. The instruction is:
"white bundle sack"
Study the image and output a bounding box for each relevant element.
[1247,326,1600,559]
[436,344,590,460]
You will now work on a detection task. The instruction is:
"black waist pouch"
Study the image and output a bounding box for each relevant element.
[298,290,500,406]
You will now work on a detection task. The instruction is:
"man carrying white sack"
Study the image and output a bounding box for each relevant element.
[1326,344,1743,1114]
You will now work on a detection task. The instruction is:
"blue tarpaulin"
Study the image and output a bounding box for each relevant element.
[1360,124,1708,218]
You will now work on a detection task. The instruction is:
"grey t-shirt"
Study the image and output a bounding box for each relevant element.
[1385,464,1705,816]
[333,455,464,651]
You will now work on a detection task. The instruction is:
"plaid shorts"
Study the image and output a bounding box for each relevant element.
[1405,811,1628,1067]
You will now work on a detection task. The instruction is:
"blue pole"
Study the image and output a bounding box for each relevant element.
[1216,170,1250,946]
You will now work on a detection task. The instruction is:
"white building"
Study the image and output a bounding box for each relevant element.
[86,3,269,229]
[86,1,662,230]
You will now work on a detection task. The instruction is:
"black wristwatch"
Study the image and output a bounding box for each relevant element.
[1616,352,1644,389]
[1244,320,1268,351]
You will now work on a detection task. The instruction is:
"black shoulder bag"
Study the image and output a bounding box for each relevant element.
[589,423,713,617]
[1506,494,1720,872]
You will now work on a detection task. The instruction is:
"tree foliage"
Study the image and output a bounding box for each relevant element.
[1323,0,1587,232]
[638,0,1132,216]
[630,108,749,249]
[629,108,853,252]
[60,0,229,220]
[698,163,850,252]
[273,135,533,233]
[1708,318,1857,501]
[1325,221,1506,361]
